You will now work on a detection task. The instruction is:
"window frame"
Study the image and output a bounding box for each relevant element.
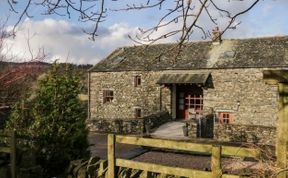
[185,95,203,114]
[134,108,142,118]
[103,90,114,104]
[134,75,141,87]
[219,112,232,124]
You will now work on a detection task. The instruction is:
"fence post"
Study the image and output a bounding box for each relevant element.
[108,134,116,178]
[277,83,288,178]
[211,145,222,178]
[10,130,16,178]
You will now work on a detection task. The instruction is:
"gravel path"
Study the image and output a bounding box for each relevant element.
[133,151,272,176]
[88,132,274,176]
[88,132,147,159]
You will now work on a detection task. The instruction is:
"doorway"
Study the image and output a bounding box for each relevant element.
[176,85,203,119]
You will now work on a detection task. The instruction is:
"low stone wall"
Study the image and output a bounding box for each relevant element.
[214,123,276,145]
[87,119,144,134]
[87,112,172,135]
[144,112,172,132]
[186,121,276,145]
[187,121,198,138]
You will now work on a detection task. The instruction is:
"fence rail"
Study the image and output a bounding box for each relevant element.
[108,134,261,178]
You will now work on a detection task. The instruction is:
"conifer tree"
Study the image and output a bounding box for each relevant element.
[7,63,89,177]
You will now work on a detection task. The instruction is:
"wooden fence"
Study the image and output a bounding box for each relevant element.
[0,130,16,178]
[107,134,261,178]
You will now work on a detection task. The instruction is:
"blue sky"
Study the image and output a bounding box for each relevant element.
[0,0,287,64]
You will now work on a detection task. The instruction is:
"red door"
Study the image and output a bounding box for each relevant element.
[176,85,203,119]
[184,94,203,119]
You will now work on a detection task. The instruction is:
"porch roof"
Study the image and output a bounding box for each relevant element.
[156,73,210,85]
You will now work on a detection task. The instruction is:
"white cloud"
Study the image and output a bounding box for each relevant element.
[2,0,287,65]
[3,19,137,64]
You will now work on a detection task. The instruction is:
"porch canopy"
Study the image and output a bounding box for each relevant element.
[157,73,210,85]
[263,70,288,84]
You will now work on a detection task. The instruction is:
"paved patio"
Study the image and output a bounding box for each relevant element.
[150,121,190,140]
[88,120,191,160]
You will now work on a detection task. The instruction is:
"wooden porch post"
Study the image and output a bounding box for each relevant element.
[172,84,177,119]
[277,83,288,178]
[263,70,288,177]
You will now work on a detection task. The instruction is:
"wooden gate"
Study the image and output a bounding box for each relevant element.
[107,134,260,178]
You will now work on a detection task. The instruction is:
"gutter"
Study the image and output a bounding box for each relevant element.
[90,65,288,73]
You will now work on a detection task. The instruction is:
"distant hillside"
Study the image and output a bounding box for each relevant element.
[0,61,50,106]
[0,61,93,122]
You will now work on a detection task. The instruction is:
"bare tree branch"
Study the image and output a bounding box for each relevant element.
[0,19,47,111]
[11,0,32,36]
[6,0,260,43]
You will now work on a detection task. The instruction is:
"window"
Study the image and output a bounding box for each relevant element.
[219,112,232,124]
[135,108,142,118]
[185,95,203,114]
[134,76,141,87]
[103,90,114,103]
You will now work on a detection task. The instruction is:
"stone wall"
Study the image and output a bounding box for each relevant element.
[214,123,276,145]
[87,112,172,134]
[89,68,279,128]
[143,112,172,133]
[87,118,144,134]
[187,122,276,145]
[89,71,171,120]
[163,68,279,126]
[203,68,279,127]
[187,121,198,138]
[187,120,276,145]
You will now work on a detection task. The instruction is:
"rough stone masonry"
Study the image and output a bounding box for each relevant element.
[88,36,288,144]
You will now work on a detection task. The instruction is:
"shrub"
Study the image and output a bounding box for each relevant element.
[6,63,90,177]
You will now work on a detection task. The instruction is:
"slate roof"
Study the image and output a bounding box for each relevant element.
[90,36,288,72]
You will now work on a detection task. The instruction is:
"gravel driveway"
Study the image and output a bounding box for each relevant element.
[88,132,273,176]
[88,132,148,159]
[133,151,272,176]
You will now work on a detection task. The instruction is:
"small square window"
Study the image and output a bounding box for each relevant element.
[219,112,232,124]
[103,90,114,103]
[135,108,142,118]
[134,76,141,87]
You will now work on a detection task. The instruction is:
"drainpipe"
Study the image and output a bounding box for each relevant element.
[159,86,163,112]
[198,117,202,138]
[88,71,91,120]
[172,84,177,120]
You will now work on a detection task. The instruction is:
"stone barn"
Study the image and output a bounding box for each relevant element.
[87,36,288,145]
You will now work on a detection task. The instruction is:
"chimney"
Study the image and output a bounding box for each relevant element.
[212,26,222,44]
